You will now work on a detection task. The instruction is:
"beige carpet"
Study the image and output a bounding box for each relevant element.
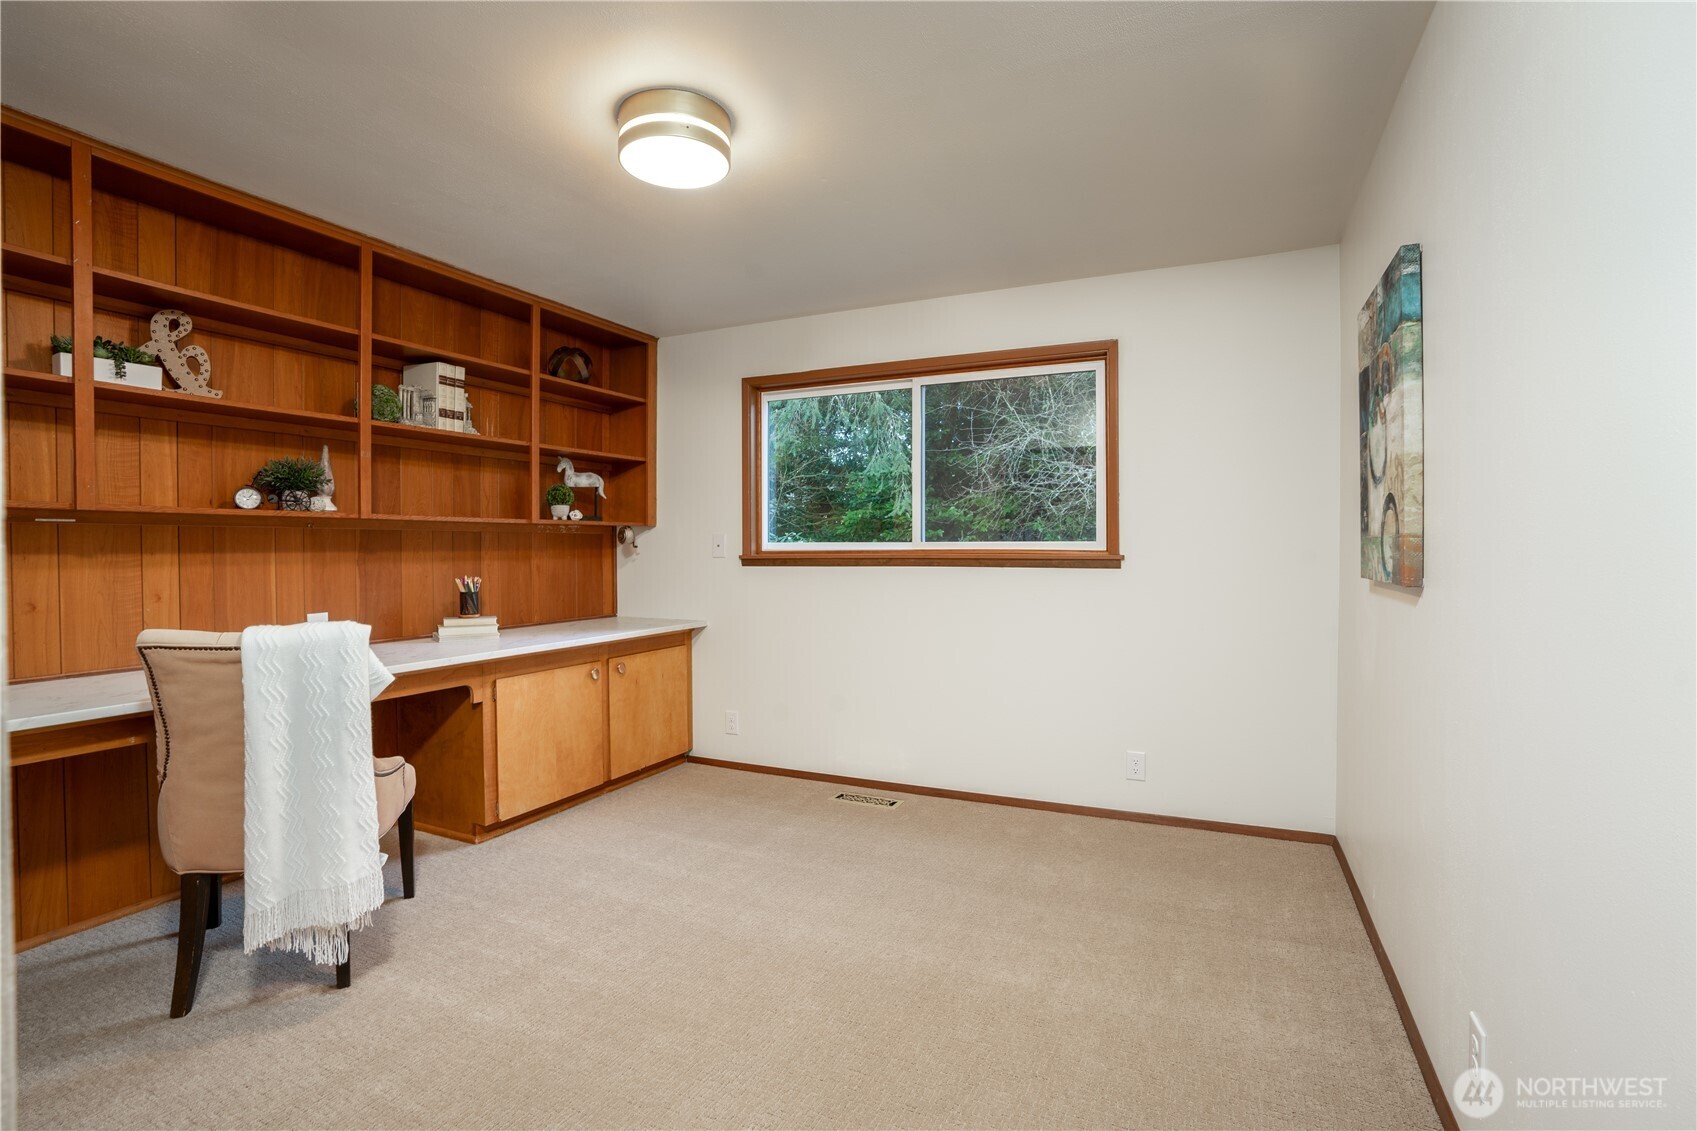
[16,764,1438,1130]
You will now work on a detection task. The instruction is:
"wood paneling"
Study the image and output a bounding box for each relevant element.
[608,644,691,779]
[2,158,70,257]
[94,192,357,326]
[58,523,143,673]
[7,520,62,678]
[5,397,75,505]
[11,760,68,939]
[5,520,614,679]
[62,745,153,922]
[371,275,529,368]
[3,291,71,373]
[494,661,607,820]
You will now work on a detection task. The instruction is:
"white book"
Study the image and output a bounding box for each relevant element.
[434,625,499,640]
[402,362,466,432]
[441,615,498,627]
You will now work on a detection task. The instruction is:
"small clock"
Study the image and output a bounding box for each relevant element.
[234,486,263,510]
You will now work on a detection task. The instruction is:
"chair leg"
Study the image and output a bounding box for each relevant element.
[399,800,416,899]
[205,873,222,929]
[170,874,214,1018]
[336,931,351,989]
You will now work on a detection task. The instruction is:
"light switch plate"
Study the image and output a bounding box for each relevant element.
[712,534,728,558]
[306,611,329,623]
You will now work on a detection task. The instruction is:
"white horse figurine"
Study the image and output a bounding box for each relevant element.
[556,456,606,499]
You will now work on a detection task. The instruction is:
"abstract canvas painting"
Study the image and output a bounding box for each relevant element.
[1358,243,1424,589]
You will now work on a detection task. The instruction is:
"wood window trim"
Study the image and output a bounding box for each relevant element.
[741,340,1121,568]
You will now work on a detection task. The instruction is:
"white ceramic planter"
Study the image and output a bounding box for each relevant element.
[550,504,572,519]
[52,352,165,390]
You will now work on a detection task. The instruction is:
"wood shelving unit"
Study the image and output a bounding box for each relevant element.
[1,108,658,533]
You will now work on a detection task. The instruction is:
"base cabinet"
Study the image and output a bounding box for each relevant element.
[493,660,607,821]
[489,636,693,824]
[609,644,692,779]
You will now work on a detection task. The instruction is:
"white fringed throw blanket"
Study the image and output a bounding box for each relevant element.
[240,622,395,965]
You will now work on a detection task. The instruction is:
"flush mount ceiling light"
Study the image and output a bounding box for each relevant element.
[616,88,732,189]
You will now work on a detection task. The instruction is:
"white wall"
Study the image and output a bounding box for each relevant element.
[622,247,1342,833]
[1336,5,1695,1128]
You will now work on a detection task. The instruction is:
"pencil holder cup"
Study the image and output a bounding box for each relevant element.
[459,591,480,617]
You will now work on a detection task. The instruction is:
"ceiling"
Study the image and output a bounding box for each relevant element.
[0,2,1431,337]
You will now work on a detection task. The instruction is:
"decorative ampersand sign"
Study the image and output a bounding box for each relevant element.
[142,309,221,399]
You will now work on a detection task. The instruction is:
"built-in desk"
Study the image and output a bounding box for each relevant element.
[6,617,705,949]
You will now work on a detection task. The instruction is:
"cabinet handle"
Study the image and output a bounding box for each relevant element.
[590,667,600,681]
[616,662,627,675]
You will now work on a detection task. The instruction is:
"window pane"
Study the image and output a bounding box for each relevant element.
[922,370,1098,543]
[766,387,913,543]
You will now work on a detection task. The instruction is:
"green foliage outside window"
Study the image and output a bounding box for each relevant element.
[764,370,1098,546]
[767,388,911,543]
[923,371,1097,543]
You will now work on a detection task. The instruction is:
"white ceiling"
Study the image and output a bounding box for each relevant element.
[0,2,1431,337]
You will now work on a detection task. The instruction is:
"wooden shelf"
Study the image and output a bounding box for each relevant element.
[538,374,646,409]
[370,334,532,389]
[2,244,71,288]
[370,420,531,457]
[540,443,646,467]
[3,503,357,527]
[93,268,360,351]
[92,381,358,432]
[2,107,659,568]
[369,513,532,524]
[3,367,72,395]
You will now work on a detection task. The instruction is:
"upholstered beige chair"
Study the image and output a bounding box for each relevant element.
[136,629,417,1018]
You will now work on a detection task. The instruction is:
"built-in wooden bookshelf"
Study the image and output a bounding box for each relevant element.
[2,108,654,678]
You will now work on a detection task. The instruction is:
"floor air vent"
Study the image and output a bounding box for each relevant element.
[835,792,902,808]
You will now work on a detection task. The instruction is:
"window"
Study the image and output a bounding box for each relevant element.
[742,342,1119,566]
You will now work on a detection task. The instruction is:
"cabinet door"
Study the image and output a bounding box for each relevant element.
[608,644,691,779]
[494,661,607,820]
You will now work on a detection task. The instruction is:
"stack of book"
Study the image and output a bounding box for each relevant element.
[403,362,468,432]
[434,614,498,641]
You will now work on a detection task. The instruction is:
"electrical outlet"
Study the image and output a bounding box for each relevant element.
[306,611,329,623]
[1126,751,1146,781]
[724,709,741,735]
[1469,1012,1487,1073]
[712,534,727,558]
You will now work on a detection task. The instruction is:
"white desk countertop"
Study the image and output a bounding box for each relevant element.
[2,616,706,735]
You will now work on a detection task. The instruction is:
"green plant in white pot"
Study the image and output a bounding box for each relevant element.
[545,483,574,520]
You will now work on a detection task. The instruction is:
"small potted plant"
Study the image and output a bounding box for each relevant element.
[545,483,574,520]
[51,335,165,388]
[371,383,403,423]
[253,456,327,511]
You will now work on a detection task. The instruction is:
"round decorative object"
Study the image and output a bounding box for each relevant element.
[545,346,594,384]
[569,509,584,521]
[234,486,263,510]
[278,490,313,511]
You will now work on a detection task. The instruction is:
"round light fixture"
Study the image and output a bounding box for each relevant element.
[616,88,731,189]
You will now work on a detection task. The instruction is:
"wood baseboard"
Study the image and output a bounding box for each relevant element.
[1332,840,1458,1131]
[685,754,1334,843]
[684,753,1455,1129]
[15,891,179,953]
